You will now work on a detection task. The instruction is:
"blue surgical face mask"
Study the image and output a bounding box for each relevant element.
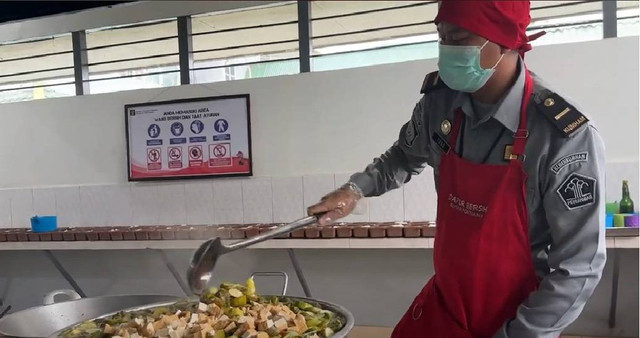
[437,40,505,93]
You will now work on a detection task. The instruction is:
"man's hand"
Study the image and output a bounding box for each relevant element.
[307,185,362,225]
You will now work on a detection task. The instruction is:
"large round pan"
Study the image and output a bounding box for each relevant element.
[0,293,180,338]
[49,296,355,338]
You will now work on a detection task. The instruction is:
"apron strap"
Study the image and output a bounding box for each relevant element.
[448,108,465,151]
[449,67,534,161]
[509,68,534,163]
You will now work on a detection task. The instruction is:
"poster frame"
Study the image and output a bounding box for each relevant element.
[124,94,253,182]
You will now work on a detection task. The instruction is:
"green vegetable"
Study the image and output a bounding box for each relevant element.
[295,301,313,311]
[151,307,169,318]
[245,278,256,296]
[283,331,301,338]
[309,307,322,314]
[221,283,245,291]
[228,288,243,298]
[230,295,247,307]
[305,317,322,328]
[327,315,345,332]
[226,307,244,318]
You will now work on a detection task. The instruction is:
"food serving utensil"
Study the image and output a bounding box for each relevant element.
[187,215,319,295]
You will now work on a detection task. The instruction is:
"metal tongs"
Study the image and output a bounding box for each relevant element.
[187,215,319,295]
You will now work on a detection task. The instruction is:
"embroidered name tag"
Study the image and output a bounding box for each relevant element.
[550,152,588,174]
[431,132,450,153]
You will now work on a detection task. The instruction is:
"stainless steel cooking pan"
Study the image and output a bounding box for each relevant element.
[0,290,179,337]
[50,272,354,338]
[49,296,355,338]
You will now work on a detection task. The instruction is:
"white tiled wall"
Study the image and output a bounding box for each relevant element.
[0,161,636,228]
[404,167,438,222]
[242,178,273,224]
[8,189,33,228]
[0,192,12,227]
[79,186,111,226]
[272,176,304,223]
[213,179,243,224]
[54,186,82,227]
[369,186,404,222]
[156,183,187,225]
[105,185,133,226]
[131,184,159,226]
[184,181,214,225]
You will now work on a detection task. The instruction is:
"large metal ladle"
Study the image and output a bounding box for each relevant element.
[187,215,319,295]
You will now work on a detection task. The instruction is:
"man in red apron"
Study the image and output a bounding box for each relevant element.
[308,1,606,337]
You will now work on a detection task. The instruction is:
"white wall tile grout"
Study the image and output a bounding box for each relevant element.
[0,161,636,227]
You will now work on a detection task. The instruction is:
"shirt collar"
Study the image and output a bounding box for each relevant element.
[458,58,526,132]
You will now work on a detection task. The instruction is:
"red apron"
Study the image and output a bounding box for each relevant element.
[391,70,538,338]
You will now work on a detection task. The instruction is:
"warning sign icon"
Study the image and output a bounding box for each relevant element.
[213,144,226,157]
[209,143,232,167]
[188,145,203,167]
[168,147,183,169]
[189,146,202,160]
[147,148,161,170]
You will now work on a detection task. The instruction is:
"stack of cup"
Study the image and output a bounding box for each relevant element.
[605,202,618,228]
[605,202,639,228]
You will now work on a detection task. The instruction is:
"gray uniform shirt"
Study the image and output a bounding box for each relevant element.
[350,60,606,338]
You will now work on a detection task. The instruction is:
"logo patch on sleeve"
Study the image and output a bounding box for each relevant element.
[405,119,418,147]
[557,173,596,210]
[550,152,588,174]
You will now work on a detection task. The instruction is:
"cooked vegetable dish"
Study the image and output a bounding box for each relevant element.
[61,279,345,338]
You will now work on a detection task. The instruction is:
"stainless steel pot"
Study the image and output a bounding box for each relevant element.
[49,296,355,338]
[0,290,179,338]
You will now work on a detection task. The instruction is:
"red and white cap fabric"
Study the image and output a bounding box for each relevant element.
[434,0,545,57]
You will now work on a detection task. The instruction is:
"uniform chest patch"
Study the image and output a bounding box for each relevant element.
[557,173,596,210]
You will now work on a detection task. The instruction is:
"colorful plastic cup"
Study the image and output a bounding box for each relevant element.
[605,214,614,228]
[613,214,626,228]
[624,214,639,228]
[606,202,619,214]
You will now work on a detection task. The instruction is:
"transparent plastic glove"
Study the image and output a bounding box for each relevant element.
[307,183,363,226]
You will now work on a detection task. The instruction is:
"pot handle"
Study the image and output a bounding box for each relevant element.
[43,289,82,305]
[251,271,289,296]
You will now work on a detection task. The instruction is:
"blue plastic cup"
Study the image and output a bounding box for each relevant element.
[30,215,58,233]
[605,214,614,228]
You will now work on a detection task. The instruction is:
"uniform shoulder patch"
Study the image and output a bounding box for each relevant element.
[557,173,596,210]
[420,71,448,94]
[550,152,588,175]
[534,90,589,137]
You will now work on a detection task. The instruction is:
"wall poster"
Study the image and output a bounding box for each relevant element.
[125,94,252,181]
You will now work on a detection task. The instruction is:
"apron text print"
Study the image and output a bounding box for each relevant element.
[448,194,488,218]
